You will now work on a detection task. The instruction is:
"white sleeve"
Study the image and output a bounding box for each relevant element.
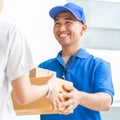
[6,25,35,81]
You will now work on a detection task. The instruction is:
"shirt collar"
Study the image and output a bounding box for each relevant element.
[57,49,90,59]
[77,49,91,59]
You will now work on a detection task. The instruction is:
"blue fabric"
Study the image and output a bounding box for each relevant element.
[38,49,114,120]
[49,2,86,24]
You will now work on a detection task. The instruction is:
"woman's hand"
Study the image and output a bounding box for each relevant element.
[46,74,64,110]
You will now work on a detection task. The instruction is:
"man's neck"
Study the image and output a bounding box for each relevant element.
[61,46,81,64]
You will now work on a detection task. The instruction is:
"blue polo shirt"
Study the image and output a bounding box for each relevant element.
[38,49,114,120]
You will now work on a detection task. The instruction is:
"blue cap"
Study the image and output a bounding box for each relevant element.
[49,2,86,24]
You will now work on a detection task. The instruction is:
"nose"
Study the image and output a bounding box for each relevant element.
[58,24,66,32]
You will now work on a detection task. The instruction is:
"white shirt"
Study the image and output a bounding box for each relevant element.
[0,21,34,120]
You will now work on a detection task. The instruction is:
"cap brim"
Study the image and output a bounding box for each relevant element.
[49,6,72,19]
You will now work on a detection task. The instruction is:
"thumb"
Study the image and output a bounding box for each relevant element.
[62,84,73,92]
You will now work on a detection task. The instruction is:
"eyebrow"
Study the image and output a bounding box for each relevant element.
[54,16,75,22]
[64,16,74,20]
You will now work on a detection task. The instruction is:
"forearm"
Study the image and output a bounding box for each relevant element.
[21,84,49,104]
[12,74,49,105]
[13,84,49,105]
[78,91,112,111]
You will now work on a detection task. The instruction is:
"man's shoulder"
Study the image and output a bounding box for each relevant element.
[38,58,57,67]
[90,55,110,68]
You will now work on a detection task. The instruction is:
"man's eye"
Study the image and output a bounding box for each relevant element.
[55,22,60,26]
[66,21,71,24]
[66,21,73,25]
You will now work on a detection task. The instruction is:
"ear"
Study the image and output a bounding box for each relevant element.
[80,24,87,35]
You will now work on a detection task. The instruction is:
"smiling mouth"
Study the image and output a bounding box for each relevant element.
[58,32,69,38]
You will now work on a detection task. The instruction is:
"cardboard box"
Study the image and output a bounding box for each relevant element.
[12,68,73,115]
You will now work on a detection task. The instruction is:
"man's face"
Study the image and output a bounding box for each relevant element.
[53,12,86,47]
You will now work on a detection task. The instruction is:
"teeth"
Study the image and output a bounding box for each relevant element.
[59,33,68,37]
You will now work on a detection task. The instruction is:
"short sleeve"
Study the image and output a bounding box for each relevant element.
[94,61,114,98]
[6,25,35,81]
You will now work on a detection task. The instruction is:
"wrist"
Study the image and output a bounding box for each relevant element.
[45,83,52,98]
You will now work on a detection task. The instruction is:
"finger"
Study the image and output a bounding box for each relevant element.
[59,104,73,115]
[62,92,72,100]
[50,92,62,110]
[62,84,74,92]
[50,94,58,110]
[60,98,73,109]
[58,93,64,102]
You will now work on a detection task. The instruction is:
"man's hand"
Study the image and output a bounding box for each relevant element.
[58,84,79,114]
